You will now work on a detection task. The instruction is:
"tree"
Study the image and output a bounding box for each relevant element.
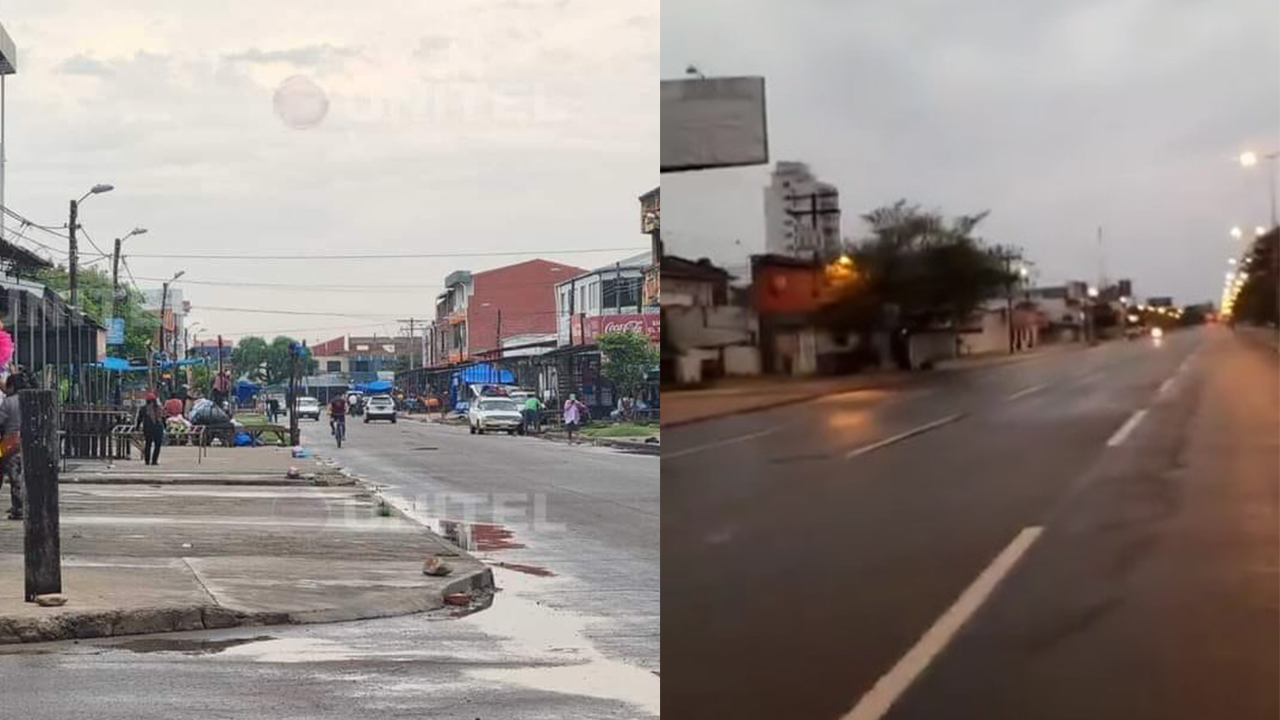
[823,201,1016,334]
[233,335,317,383]
[598,330,658,404]
[37,265,160,359]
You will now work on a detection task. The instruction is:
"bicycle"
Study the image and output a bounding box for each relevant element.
[331,415,346,448]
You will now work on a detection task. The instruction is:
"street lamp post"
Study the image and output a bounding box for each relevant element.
[66,184,112,401]
[159,270,185,391]
[108,227,146,354]
[1239,150,1279,229]
[68,183,114,307]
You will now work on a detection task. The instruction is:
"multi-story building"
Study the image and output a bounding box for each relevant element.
[430,270,472,366]
[763,161,842,260]
[555,252,659,346]
[428,259,584,366]
[142,287,189,359]
[641,186,661,307]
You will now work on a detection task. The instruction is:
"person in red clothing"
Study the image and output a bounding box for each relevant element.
[163,395,185,419]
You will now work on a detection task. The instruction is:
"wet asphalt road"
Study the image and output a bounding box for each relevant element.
[0,417,659,719]
[664,327,1278,720]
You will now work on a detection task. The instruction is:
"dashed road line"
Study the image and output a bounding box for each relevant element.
[1006,383,1048,401]
[844,415,966,461]
[1106,409,1149,447]
[663,427,780,461]
[840,526,1044,720]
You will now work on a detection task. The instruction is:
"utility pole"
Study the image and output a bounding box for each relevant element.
[68,199,79,308]
[495,309,502,357]
[159,281,170,368]
[396,318,421,370]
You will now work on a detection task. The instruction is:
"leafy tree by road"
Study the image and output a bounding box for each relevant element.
[37,265,159,359]
[598,330,658,402]
[232,335,317,383]
[823,200,1017,334]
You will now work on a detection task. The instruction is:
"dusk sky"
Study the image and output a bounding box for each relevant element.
[2,0,657,343]
[662,0,1279,305]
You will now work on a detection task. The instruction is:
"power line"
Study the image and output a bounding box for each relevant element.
[125,246,648,261]
[192,305,402,319]
[128,274,612,293]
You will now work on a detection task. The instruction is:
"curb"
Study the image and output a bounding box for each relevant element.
[0,567,496,645]
[661,345,1084,428]
[536,433,661,455]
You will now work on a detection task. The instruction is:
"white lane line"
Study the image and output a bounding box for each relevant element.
[1157,377,1176,396]
[844,414,965,461]
[841,526,1044,720]
[1106,409,1149,447]
[1005,383,1048,401]
[663,427,780,460]
[1076,370,1102,384]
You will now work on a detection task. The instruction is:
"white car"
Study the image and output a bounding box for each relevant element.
[469,397,525,435]
[296,397,322,421]
[365,394,397,423]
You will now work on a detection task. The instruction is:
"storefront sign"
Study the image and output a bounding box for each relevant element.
[582,314,661,344]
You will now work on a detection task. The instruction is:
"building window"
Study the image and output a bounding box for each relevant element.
[327,361,341,372]
[353,360,370,372]
[603,276,642,310]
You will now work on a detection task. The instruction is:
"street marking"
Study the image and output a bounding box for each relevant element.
[1106,409,1148,447]
[844,415,965,460]
[663,428,780,460]
[1076,370,1102,384]
[840,526,1044,720]
[1157,378,1175,396]
[1177,355,1195,375]
[1005,383,1048,401]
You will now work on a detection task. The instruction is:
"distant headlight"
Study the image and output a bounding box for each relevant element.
[1151,327,1164,338]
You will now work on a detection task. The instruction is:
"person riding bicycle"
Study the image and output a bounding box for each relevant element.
[329,395,348,437]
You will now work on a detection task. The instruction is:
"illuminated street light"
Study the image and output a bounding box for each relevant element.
[1240,151,1258,167]
[1230,226,1243,240]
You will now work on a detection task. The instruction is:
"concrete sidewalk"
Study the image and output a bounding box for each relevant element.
[63,446,344,485]
[661,342,1085,427]
[0,447,492,644]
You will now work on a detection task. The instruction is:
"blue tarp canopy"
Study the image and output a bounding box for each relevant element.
[457,363,514,384]
[89,357,208,372]
[235,379,261,404]
[353,380,393,393]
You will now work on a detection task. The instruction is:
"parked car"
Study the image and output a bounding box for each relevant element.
[296,396,322,421]
[365,394,397,423]
[469,397,525,435]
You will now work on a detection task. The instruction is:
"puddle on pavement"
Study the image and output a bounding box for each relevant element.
[437,519,527,552]
[489,560,555,577]
[106,635,275,655]
[462,567,659,715]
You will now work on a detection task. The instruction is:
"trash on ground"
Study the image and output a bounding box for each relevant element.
[422,555,453,576]
[35,594,67,607]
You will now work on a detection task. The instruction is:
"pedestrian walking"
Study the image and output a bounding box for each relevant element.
[563,393,587,443]
[136,391,166,466]
[267,397,280,424]
[522,395,543,434]
[0,373,26,520]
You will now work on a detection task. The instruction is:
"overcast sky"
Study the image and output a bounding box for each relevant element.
[2,0,656,343]
[662,0,1279,305]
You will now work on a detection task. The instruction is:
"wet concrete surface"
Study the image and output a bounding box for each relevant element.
[0,418,659,718]
[664,328,1278,719]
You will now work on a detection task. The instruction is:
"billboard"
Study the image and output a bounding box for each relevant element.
[661,77,768,173]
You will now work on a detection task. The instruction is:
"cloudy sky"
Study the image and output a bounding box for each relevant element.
[2,0,656,343]
[662,0,1279,305]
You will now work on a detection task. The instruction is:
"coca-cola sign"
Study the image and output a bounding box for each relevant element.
[582,314,660,344]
